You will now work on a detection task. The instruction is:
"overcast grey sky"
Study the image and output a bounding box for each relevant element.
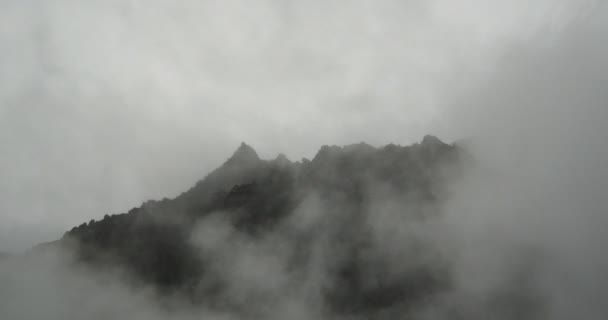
[1,0,605,252]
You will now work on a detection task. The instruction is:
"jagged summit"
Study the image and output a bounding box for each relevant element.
[311,142,374,162]
[56,135,464,317]
[225,142,260,165]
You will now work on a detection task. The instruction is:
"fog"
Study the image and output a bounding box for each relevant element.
[1,0,593,251]
[1,0,608,319]
[435,7,608,318]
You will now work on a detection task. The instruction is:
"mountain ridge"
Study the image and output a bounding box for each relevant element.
[50,135,464,316]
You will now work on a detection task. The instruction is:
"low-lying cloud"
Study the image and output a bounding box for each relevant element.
[1,0,607,319]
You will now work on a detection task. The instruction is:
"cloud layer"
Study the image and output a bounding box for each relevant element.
[0,0,605,272]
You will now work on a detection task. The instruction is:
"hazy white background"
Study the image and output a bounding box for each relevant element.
[1,0,605,252]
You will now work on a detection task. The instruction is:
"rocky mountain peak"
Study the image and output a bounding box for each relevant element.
[225,142,260,165]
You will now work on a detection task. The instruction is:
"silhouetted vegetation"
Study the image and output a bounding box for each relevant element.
[60,136,464,315]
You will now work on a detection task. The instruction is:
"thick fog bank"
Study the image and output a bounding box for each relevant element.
[1,1,607,319]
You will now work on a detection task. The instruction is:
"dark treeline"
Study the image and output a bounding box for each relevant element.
[54,136,465,316]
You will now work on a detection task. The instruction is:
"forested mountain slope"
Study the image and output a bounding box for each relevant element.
[54,136,465,316]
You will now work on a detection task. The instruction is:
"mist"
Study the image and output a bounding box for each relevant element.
[1,0,590,251]
[434,6,608,318]
[1,0,608,319]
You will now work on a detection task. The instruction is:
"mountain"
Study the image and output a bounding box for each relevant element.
[54,136,465,316]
